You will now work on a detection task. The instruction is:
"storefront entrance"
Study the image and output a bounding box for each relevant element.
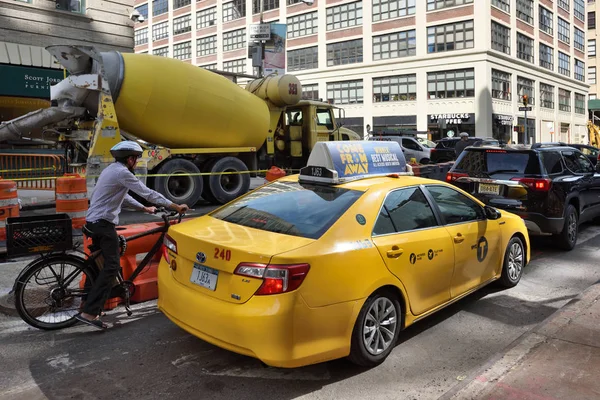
[428,113,475,141]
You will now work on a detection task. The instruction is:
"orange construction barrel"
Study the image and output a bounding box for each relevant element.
[56,174,88,229]
[0,178,19,241]
[266,166,286,182]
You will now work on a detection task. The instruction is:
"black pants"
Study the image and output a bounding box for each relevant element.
[82,220,120,316]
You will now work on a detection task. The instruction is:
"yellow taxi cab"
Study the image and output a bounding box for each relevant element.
[157,141,530,368]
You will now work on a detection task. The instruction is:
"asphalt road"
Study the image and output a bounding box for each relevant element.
[2,222,600,400]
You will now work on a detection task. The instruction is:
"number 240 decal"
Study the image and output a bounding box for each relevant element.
[214,247,232,261]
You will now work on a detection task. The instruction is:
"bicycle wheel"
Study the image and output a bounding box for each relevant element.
[14,255,97,330]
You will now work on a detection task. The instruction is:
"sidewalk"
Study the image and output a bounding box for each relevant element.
[447,280,600,400]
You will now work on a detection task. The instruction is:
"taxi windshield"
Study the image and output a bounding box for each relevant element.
[210,181,363,239]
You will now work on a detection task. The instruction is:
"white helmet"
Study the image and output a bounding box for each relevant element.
[459,132,469,138]
[110,141,143,159]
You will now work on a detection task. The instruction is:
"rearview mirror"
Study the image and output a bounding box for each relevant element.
[484,205,501,220]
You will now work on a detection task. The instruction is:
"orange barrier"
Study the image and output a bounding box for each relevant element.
[0,178,19,241]
[266,166,286,182]
[55,174,88,229]
[0,153,65,190]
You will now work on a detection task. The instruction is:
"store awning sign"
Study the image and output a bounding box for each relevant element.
[0,64,64,99]
[430,113,472,125]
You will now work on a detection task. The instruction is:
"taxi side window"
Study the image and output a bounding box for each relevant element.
[426,186,484,224]
[373,187,438,236]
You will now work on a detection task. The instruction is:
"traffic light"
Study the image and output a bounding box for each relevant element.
[522,95,529,107]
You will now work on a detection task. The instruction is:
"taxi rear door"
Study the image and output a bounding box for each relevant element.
[371,186,455,316]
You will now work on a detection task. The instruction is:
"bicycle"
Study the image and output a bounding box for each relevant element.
[7,208,184,330]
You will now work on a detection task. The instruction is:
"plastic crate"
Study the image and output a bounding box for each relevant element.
[6,214,73,258]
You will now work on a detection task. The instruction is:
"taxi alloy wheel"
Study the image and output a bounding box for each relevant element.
[499,236,525,288]
[348,290,401,367]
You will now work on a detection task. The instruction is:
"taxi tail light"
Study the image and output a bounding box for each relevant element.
[162,234,177,263]
[234,263,310,295]
[511,177,551,192]
[446,172,468,183]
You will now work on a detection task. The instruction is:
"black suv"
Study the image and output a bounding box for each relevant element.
[447,143,600,250]
[431,137,482,163]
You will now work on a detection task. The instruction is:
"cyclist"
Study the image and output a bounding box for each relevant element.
[76,141,189,330]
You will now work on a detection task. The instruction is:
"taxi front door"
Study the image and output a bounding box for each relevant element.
[424,185,502,298]
[371,186,455,316]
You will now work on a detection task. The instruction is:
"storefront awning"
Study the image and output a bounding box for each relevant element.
[0,42,61,69]
[589,99,600,111]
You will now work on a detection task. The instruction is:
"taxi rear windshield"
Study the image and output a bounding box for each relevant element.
[210,181,363,239]
[455,149,541,176]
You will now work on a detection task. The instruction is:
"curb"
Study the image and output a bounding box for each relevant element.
[0,292,17,317]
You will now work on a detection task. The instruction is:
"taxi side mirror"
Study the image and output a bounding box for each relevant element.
[484,205,501,220]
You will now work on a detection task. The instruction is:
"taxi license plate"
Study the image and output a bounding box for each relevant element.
[479,183,500,195]
[190,264,218,291]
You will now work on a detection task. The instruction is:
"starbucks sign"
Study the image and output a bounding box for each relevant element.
[0,64,65,99]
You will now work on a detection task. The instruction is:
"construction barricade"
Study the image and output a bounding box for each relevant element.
[0,179,19,241]
[0,153,65,190]
[56,174,88,229]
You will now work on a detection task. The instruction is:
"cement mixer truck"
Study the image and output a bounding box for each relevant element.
[0,45,360,205]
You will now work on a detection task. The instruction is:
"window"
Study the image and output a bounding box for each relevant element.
[558,0,570,11]
[541,152,564,175]
[153,47,169,57]
[373,188,437,236]
[426,186,484,225]
[575,59,585,81]
[373,0,415,22]
[302,83,319,100]
[326,80,363,104]
[575,93,586,114]
[427,20,474,53]
[201,64,217,70]
[153,0,168,16]
[589,12,596,29]
[135,4,148,19]
[589,40,596,56]
[287,46,318,71]
[558,18,570,44]
[559,88,571,112]
[197,35,217,56]
[540,44,554,70]
[327,39,363,66]
[517,33,534,63]
[197,7,217,29]
[58,0,85,12]
[153,21,168,41]
[223,58,246,74]
[540,83,554,109]
[427,0,473,11]
[223,0,245,22]
[173,41,191,60]
[492,69,511,100]
[492,0,510,12]
[591,94,597,101]
[253,0,278,13]
[373,74,417,102]
[173,0,190,9]
[455,151,541,176]
[427,68,475,99]
[574,28,585,51]
[134,28,148,46]
[326,2,362,31]
[402,138,423,151]
[574,0,585,21]
[558,52,570,76]
[562,151,594,173]
[316,109,334,128]
[589,66,597,84]
[517,77,534,105]
[539,7,553,35]
[223,28,246,52]
[212,181,363,239]
[516,0,533,24]
[491,22,510,55]
[373,30,416,60]
[287,12,317,38]
[173,14,191,35]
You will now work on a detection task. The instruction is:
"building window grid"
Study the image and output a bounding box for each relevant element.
[492,69,511,101]
[540,7,553,35]
[153,21,169,41]
[326,39,363,66]
[574,28,585,52]
[373,30,416,61]
[223,0,246,22]
[253,0,279,13]
[173,14,192,36]
[301,83,319,100]
[491,22,510,55]
[223,28,246,52]
[173,0,191,9]
[223,59,246,74]
[559,88,571,112]
[517,77,535,105]
[574,0,585,21]
[173,41,192,60]
[427,68,475,99]
[373,74,417,102]
[589,12,596,30]
[152,0,168,16]
[135,4,148,19]
[427,20,474,53]
[287,12,318,38]
[517,33,534,63]
[326,80,364,104]
[287,46,318,71]
[326,2,362,31]
[201,64,217,70]
[197,35,217,56]
[558,52,570,76]
[540,83,554,109]
[589,39,596,56]
[373,0,416,22]
[558,0,570,12]
[492,0,510,12]
[575,93,586,114]
[197,7,217,29]
[516,0,533,24]
[558,18,570,44]
[589,66,597,84]
[153,47,169,57]
[575,59,585,82]
[427,0,473,11]
[540,44,554,70]
[135,28,148,46]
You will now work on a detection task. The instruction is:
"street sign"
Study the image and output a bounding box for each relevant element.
[249,24,271,41]
[519,106,532,111]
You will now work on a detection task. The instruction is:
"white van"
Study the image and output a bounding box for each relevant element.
[369,135,431,164]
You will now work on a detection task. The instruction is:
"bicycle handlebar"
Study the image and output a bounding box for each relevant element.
[152,207,193,225]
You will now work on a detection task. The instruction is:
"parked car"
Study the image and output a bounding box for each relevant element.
[567,144,599,166]
[370,135,432,164]
[417,138,437,148]
[430,137,482,163]
[447,142,600,250]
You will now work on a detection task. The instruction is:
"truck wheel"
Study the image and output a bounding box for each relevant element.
[201,159,218,204]
[205,157,250,205]
[154,159,203,206]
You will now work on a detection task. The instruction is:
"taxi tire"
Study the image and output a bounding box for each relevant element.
[499,236,525,288]
[348,290,401,368]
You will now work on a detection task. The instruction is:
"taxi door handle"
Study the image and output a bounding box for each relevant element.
[387,246,404,258]
[454,233,465,244]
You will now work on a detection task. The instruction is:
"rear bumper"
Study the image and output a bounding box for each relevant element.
[510,211,564,235]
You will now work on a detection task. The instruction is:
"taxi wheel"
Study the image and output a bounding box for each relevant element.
[499,236,525,288]
[348,290,401,368]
